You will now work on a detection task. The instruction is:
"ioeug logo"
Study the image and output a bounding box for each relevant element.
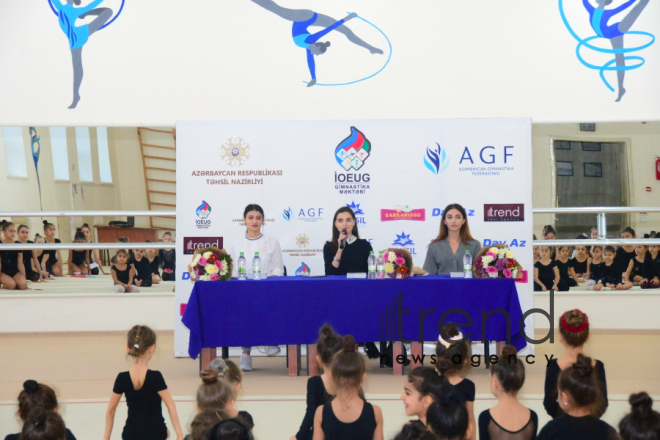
[295,262,311,276]
[424,143,449,174]
[195,201,212,229]
[347,201,367,225]
[392,232,417,255]
[334,127,372,195]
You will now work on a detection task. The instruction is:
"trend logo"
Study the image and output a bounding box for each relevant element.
[221,138,250,166]
[295,262,311,276]
[196,201,212,219]
[283,207,293,221]
[424,143,449,174]
[335,127,371,171]
[347,201,364,215]
[558,0,654,102]
[392,232,414,247]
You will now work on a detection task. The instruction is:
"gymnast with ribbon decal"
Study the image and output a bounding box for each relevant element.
[49,0,124,108]
[250,0,388,87]
[559,0,654,102]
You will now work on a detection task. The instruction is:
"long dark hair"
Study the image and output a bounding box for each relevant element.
[432,203,474,244]
[329,207,360,252]
[243,204,265,232]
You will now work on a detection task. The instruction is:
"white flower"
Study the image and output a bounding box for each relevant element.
[387,252,396,262]
[512,268,518,277]
[498,248,507,258]
[489,247,499,254]
[482,256,493,265]
[192,254,201,266]
[200,274,210,281]
[206,264,219,274]
[488,271,498,278]
[506,251,515,259]
[203,251,212,259]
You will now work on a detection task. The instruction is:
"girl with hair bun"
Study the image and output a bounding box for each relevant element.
[434,325,476,440]
[543,309,608,420]
[293,324,343,440]
[1,220,28,290]
[401,366,447,427]
[426,384,472,440]
[619,392,660,440]
[41,220,63,277]
[19,407,67,440]
[313,335,383,440]
[538,354,617,440]
[4,380,76,440]
[479,345,538,440]
[104,325,183,440]
[393,420,438,440]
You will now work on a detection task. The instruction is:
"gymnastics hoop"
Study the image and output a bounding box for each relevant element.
[558,0,655,92]
[48,0,125,30]
[303,13,392,87]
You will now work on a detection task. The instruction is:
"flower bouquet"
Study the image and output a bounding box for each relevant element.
[187,247,233,281]
[473,244,523,279]
[382,248,414,279]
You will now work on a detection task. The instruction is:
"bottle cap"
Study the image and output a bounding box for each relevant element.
[240,252,244,255]
[465,250,470,253]
[369,251,374,254]
[255,252,259,255]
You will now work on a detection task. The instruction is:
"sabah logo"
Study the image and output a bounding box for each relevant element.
[347,201,364,215]
[335,127,371,171]
[283,207,293,221]
[392,232,414,247]
[196,201,212,219]
[221,138,250,166]
[424,143,449,174]
[295,262,311,276]
[296,234,310,248]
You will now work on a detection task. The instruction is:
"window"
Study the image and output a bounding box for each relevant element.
[49,127,70,180]
[75,127,94,182]
[1,127,28,178]
[96,127,113,183]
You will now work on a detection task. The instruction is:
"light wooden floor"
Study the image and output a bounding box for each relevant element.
[1,331,659,439]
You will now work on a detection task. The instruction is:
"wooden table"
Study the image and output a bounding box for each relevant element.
[94,225,159,265]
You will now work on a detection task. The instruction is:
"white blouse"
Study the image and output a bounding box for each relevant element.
[227,235,284,278]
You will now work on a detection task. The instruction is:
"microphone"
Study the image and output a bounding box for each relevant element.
[339,229,348,249]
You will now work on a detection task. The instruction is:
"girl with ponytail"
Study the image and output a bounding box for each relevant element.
[19,407,67,440]
[104,325,184,440]
[312,335,383,440]
[538,354,617,439]
[543,309,608,419]
[479,345,538,440]
[619,392,660,440]
[426,384,472,440]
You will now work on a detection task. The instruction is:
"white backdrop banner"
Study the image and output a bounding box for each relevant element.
[174,118,534,357]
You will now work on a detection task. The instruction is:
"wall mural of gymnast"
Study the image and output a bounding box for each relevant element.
[48,0,124,108]
[559,0,654,102]
[250,0,388,87]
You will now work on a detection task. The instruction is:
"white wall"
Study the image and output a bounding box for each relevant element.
[0,0,658,125]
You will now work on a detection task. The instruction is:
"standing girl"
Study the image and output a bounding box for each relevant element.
[111,250,140,293]
[569,244,591,283]
[104,325,183,440]
[227,204,284,371]
[434,325,476,440]
[313,335,384,440]
[41,221,63,277]
[146,244,161,285]
[478,345,538,440]
[67,229,90,275]
[17,225,44,282]
[81,223,109,275]
[625,245,647,285]
[1,221,28,290]
[543,309,608,420]
[294,324,343,440]
[542,225,556,259]
[555,245,577,290]
[538,355,617,440]
[534,246,561,292]
[159,232,176,281]
[401,367,446,427]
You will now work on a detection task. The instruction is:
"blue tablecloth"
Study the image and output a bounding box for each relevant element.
[182,275,527,359]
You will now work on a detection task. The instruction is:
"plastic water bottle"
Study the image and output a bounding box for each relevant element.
[376,251,385,279]
[463,250,472,278]
[238,252,247,280]
[367,251,377,279]
[252,252,261,280]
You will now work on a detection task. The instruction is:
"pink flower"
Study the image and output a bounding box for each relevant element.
[199,257,208,266]
[395,257,406,265]
[486,266,498,274]
[215,260,223,268]
[503,268,512,278]
[210,274,220,281]
[486,252,497,259]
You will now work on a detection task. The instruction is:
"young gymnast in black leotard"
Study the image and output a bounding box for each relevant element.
[17,225,45,282]
[42,220,63,277]
[68,229,91,275]
[1,221,28,290]
[81,223,109,275]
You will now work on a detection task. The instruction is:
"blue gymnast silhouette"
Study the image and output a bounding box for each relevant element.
[251,0,383,87]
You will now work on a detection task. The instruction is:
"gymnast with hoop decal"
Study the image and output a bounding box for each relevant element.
[49,0,113,108]
[251,0,384,87]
